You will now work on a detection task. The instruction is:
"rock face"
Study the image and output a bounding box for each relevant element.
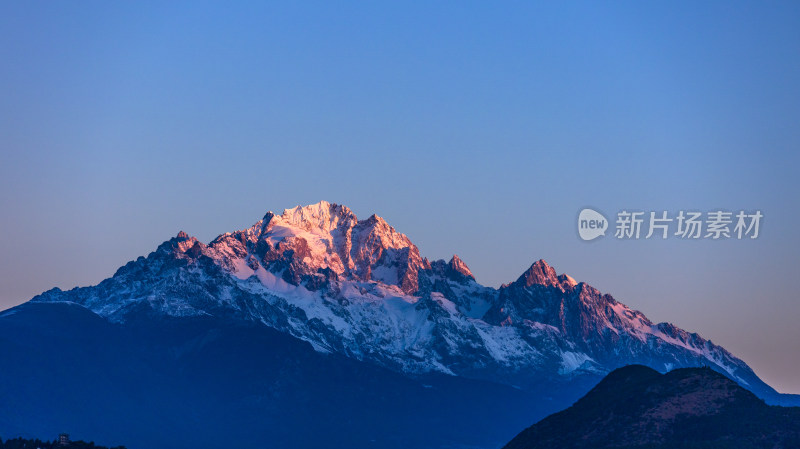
[207,201,429,294]
[504,365,800,449]
[30,201,795,404]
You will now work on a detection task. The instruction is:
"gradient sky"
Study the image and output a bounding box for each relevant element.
[1,2,799,392]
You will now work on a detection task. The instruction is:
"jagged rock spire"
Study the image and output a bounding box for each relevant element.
[517,259,560,287]
[448,255,474,280]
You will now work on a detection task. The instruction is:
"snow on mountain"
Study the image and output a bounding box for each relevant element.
[30,201,781,401]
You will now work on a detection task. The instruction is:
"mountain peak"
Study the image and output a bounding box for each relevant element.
[156,231,201,256]
[364,213,387,225]
[217,202,424,294]
[273,201,358,234]
[448,255,474,280]
[557,273,578,287]
[517,259,559,287]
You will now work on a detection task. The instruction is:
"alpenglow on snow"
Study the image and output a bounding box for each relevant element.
[32,201,787,403]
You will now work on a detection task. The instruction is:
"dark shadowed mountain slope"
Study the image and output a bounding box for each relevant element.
[504,365,800,449]
[0,302,552,449]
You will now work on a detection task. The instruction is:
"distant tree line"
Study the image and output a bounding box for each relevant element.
[0,436,126,449]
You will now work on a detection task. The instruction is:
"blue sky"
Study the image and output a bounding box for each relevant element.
[1,1,799,392]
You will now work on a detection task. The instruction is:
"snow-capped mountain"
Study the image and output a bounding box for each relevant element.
[30,201,786,402]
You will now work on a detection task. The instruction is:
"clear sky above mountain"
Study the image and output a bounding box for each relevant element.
[1,2,798,392]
